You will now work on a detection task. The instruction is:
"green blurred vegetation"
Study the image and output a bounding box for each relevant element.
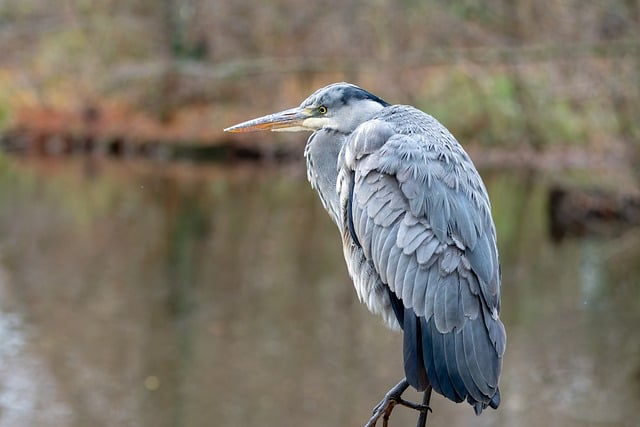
[0,0,638,157]
[422,70,593,147]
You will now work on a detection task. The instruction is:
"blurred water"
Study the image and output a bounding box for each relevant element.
[0,157,638,427]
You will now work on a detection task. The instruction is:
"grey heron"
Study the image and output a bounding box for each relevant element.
[225,82,506,426]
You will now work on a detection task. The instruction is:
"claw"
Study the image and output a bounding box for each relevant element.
[364,379,433,427]
[364,393,397,427]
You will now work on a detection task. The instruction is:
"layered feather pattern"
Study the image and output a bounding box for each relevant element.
[336,105,506,412]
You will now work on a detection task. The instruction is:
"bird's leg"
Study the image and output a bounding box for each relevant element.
[415,386,433,427]
[364,378,432,427]
[364,379,408,427]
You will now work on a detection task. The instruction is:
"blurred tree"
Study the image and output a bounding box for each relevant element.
[0,0,637,164]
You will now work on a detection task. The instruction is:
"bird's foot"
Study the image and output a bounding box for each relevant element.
[364,379,431,427]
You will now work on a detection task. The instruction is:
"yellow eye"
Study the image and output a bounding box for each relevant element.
[318,106,327,114]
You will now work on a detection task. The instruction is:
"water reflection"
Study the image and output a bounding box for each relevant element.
[0,158,638,427]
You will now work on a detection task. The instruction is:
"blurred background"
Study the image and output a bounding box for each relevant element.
[0,1,639,426]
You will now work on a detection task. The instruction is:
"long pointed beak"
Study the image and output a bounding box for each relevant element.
[224,107,312,133]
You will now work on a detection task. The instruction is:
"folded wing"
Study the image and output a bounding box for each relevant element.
[340,114,506,411]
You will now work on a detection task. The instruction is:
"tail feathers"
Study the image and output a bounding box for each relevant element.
[387,288,502,414]
[416,311,502,412]
[472,387,501,415]
[490,387,501,409]
[420,316,465,403]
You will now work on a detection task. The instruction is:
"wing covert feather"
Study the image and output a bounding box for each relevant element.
[345,125,501,321]
[339,107,505,409]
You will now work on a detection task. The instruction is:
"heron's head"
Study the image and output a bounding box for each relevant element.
[224,82,390,135]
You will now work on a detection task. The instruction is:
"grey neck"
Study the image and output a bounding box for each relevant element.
[304,128,344,226]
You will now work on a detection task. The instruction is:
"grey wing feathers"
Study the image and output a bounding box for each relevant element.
[341,109,506,410]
